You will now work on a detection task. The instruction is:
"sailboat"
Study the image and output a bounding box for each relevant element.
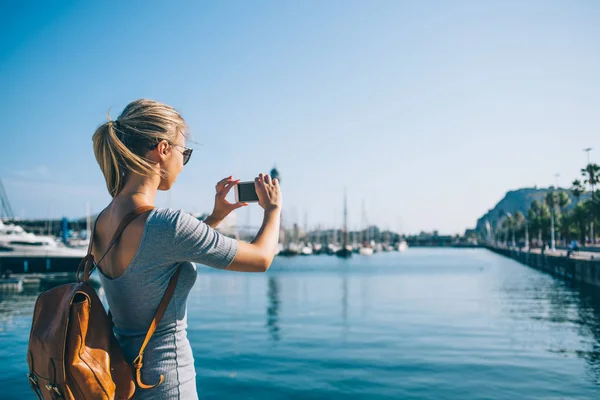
[336,189,352,258]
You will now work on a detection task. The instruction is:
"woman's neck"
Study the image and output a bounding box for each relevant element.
[118,176,159,206]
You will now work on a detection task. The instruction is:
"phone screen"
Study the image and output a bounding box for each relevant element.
[237,182,259,202]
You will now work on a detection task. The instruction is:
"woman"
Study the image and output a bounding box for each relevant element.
[91,99,281,399]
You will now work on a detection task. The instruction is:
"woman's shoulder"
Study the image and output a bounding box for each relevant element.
[150,207,181,221]
[149,208,203,230]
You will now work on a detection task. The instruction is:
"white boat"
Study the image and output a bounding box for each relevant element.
[359,246,374,256]
[300,246,313,256]
[383,244,395,252]
[67,237,90,248]
[326,243,340,255]
[397,240,408,252]
[0,220,85,257]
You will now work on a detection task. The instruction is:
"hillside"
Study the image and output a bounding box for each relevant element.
[474,187,586,235]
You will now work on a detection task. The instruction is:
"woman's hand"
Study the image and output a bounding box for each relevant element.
[255,173,282,212]
[207,176,247,226]
[226,173,282,273]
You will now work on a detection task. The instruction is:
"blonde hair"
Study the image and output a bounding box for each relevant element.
[92,99,187,198]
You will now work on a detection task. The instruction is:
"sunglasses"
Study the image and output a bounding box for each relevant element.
[148,141,193,166]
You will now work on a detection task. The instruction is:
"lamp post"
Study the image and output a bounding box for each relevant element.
[583,148,594,244]
[584,147,593,165]
[550,173,560,252]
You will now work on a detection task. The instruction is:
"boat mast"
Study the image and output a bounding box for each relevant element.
[343,188,348,249]
[0,177,14,220]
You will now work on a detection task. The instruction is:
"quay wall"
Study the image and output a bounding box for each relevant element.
[488,247,600,290]
[0,254,81,274]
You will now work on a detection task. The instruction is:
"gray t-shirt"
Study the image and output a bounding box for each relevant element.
[97,208,238,399]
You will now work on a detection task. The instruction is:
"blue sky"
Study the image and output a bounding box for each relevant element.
[1,0,599,234]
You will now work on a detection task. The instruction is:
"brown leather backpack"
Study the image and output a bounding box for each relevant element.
[27,206,181,399]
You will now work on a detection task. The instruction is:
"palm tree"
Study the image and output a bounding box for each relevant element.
[582,163,600,201]
[545,191,560,248]
[556,191,571,245]
[571,203,590,243]
[528,200,550,244]
[528,200,542,243]
[558,191,570,209]
[571,179,585,203]
[581,163,600,244]
[501,216,514,247]
[514,211,525,246]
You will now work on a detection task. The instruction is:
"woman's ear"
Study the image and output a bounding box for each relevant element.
[156,139,171,160]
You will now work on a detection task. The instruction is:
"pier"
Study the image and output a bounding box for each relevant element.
[0,272,99,295]
[488,246,600,290]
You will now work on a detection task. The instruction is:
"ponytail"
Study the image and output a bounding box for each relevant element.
[92,100,186,197]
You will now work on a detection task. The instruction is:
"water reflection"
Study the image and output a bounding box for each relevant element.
[573,287,600,384]
[0,289,38,331]
[341,271,348,340]
[266,276,281,342]
[501,272,600,384]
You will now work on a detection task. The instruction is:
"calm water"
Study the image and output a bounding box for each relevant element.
[2,249,600,399]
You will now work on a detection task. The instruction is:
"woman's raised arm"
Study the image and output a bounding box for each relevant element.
[226,173,282,272]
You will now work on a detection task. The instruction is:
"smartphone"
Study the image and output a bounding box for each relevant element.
[235,181,260,203]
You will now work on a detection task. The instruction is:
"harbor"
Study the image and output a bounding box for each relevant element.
[2,249,600,399]
[2,2,600,398]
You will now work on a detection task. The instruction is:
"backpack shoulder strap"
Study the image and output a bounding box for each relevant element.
[132,265,182,389]
[77,205,154,283]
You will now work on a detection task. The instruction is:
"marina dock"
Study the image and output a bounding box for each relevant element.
[488,246,600,289]
[0,251,83,274]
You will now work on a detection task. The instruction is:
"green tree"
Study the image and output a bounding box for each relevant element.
[582,163,600,201]
[571,179,585,203]
[581,164,600,243]
[528,200,541,243]
[545,191,559,245]
[514,211,525,243]
[557,191,570,210]
[501,215,515,246]
[528,200,550,243]
[570,203,591,243]
[555,191,570,244]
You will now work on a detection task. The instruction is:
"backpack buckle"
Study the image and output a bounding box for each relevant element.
[27,373,38,386]
[27,374,44,400]
[45,384,63,399]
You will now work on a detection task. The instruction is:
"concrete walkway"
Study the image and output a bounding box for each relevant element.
[512,247,598,261]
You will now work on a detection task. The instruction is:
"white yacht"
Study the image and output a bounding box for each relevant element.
[300,245,313,256]
[397,240,408,252]
[359,246,374,256]
[0,220,85,257]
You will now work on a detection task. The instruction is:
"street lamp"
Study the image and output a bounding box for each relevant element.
[583,149,594,244]
[549,173,559,252]
[584,148,593,165]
